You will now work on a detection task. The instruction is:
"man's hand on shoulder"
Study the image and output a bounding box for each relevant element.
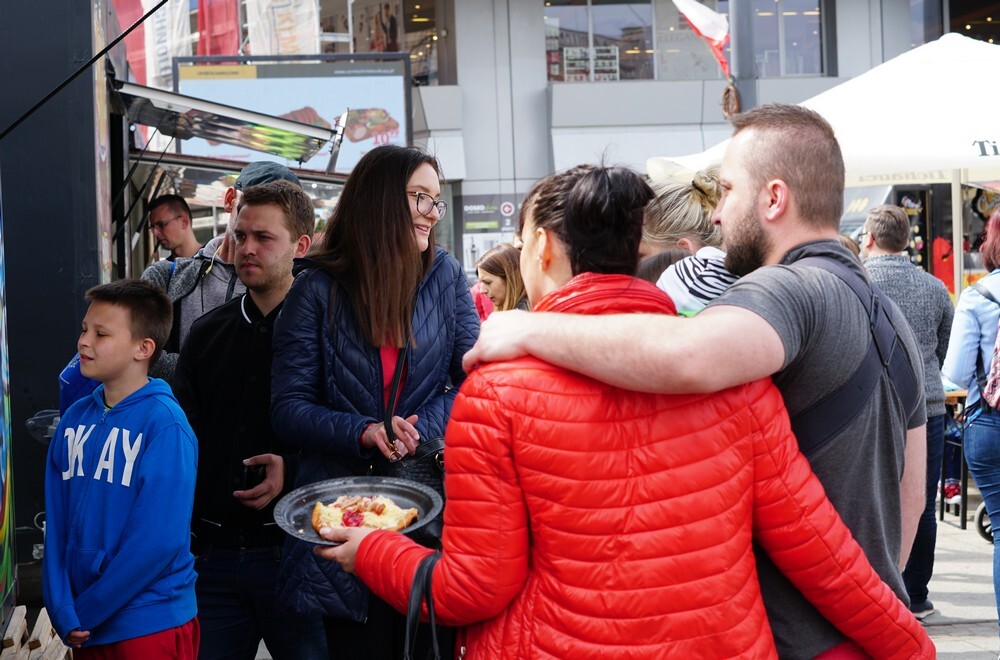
[462,310,533,372]
[233,454,284,510]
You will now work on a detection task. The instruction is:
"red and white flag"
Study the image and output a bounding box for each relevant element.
[671,0,730,78]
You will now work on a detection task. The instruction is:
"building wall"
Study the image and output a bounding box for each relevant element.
[440,0,917,270]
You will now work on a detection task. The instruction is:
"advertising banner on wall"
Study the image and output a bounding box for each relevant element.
[141,0,190,90]
[456,194,520,273]
[197,0,241,56]
[246,0,320,56]
[175,56,410,174]
[0,172,17,630]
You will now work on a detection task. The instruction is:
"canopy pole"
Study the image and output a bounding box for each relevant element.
[952,170,964,300]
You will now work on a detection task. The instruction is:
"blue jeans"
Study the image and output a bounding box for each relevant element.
[194,544,328,660]
[902,414,945,606]
[965,405,1000,630]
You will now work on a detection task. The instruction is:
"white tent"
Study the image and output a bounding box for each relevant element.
[647,33,1000,291]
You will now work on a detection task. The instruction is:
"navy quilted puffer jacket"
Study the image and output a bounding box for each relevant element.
[271,247,479,620]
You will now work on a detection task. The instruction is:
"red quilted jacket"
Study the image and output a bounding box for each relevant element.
[355,273,934,659]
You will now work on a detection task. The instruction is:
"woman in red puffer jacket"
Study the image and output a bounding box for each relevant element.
[320,165,933,659]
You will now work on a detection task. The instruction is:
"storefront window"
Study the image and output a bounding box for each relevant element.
[910,0,943,48]
[719,0,822,77]
[545,0,823,82]
[651,0,728,80]
[319,0,440,84]
[544,0,653,82]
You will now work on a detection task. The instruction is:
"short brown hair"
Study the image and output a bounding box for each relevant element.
[237,180,315,239]
[85,279,172,365]
[865,205,911,253]
[730,104,844,230]
[148,194,191,220]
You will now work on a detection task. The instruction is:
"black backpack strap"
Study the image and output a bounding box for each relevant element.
[165,258,213,354]
[789,257,921,457]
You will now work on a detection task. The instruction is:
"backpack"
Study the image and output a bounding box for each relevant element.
[789,256,921,456]
[971,282,1000,408]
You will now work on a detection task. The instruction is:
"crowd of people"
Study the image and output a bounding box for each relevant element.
[41,102,1000,659]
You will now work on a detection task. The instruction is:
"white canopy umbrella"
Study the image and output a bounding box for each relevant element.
[647,33,1000,291]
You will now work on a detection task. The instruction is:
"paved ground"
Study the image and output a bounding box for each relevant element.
[256,490,999,659]
[923,487,998,659]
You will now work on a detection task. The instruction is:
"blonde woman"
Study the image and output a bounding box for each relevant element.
[643,168,738,315]
[640,168,722,258]
[476,244,528,311]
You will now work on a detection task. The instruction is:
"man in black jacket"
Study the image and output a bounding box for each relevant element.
[172,180,325,659]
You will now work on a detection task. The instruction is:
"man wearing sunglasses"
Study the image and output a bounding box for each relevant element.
[148,194,202,260]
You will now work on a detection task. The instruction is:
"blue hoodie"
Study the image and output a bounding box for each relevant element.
[43,378,198,645]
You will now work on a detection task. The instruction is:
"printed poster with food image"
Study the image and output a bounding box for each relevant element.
[175,56,409,174]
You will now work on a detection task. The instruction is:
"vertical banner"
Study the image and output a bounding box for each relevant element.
[94,0,114,281]
[198,0,241,56]
[142,0,191,90]
[246,0,321,56]
[111,0,148,84]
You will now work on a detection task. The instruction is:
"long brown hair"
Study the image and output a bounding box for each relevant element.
[477,244,526,311]
[311,145,440,347]
[982,210,1000,272]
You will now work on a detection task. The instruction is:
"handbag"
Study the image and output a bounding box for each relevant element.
[375,344,446,547]
[404,552,455,660]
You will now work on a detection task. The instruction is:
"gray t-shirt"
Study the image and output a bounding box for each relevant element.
[708,240,926,659]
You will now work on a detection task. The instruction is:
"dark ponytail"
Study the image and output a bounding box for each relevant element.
[524,164,652,276]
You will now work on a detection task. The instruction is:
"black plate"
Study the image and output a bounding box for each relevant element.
[273,476,443,546]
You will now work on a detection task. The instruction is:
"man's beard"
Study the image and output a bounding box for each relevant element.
[724,205,772,277]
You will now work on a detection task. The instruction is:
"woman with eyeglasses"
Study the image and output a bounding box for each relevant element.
[269,145,479,659]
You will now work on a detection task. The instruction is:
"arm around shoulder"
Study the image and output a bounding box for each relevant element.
[470,305,782,394]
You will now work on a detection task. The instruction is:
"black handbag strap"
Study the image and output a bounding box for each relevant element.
[789,256,921,457]
[385,345,411,445]
[404,552,442,660]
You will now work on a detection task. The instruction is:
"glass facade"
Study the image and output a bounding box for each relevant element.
[544,1,654,82]
[546,0,825,82]
[715,0,822,77]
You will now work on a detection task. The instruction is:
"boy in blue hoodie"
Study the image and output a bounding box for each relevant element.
[43,279,199,658]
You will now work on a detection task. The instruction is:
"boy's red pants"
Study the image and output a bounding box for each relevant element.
[73,617,199,660]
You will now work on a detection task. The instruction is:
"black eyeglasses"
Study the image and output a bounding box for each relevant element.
[149,214,183,233]
[407,191,448,221]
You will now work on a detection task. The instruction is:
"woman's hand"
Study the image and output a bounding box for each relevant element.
[362,414,420,460]
[314,526,376,574]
